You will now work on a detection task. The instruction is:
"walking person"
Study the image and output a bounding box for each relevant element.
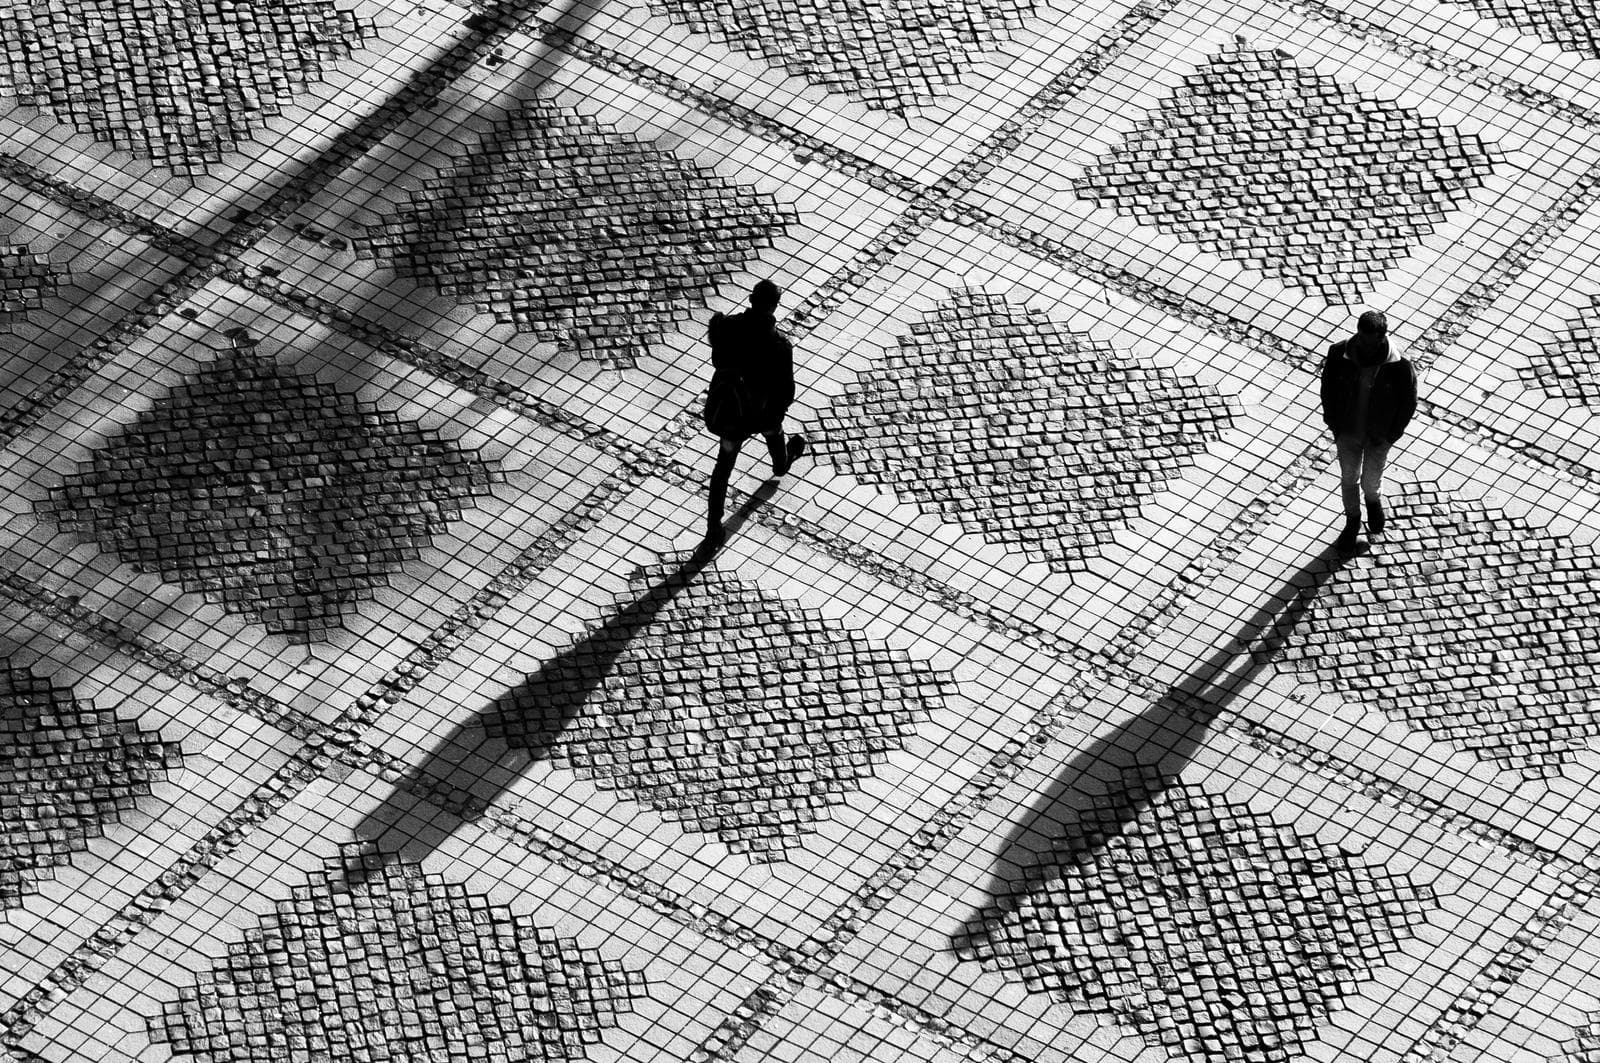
[701,280,806,552]
[1320,310,1418,553]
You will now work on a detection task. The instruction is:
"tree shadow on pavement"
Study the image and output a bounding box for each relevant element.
[341,478,783,884]
[956,543,1351,939]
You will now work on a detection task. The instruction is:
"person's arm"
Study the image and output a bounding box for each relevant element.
[1320,343,1343,431]
[1388,361,1419,441]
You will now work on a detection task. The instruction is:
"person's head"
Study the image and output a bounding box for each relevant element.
[1349,310,1389,366]
[1356,310,1387,337]
[750,280,780,312]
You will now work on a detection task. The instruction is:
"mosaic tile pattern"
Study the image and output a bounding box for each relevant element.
[1275,483,1600,778]
[653,0,1037,112]
[1,662,180,908]
[360,97,796,369]
[1073,48,1498,304]
[817,290,1236,572]
[1525,292,1600,410]
[0,244,59,318]
[39,344,501,641]
[1463,0,1600,61]
[0,0,372,174]
[957,769,1434,1063]
[151,849,648,1063]
[485,564,954,860]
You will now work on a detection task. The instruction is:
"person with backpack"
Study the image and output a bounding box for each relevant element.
[701,279,806,552]
[1320,310,1418,553]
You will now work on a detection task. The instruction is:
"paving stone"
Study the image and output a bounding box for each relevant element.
[957,767,1434,1063]
[0,661,180,908]
[38,343,501,641]
[359,96,796,369]
[1073,47,1498,304]
[817,290,1236,572]
[0,0,372,175]
[653,0,1036,112]
[1563,1019,1600,1062]
[0,244,58,318]
[1463,0,1600,61]
[150,848,648,1063]
[485,564,955,860]
[1276,482,1600,778]
[1524,292,1600,410]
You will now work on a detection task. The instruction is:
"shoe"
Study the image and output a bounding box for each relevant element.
[771,434,808,478]
[698,525,725,556]
[1334,520,1360,553]
[1366,497,1385,536]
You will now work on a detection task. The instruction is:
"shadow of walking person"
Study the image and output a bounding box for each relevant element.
[340,478,786,887]
[954,542,1348,943]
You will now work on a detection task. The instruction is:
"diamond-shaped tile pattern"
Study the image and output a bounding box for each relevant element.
[1073,48,1497,303]
[39,344,501,641]
[957,769,1433,1063]
[1462,0,1600,61]
[1525,293,1600,410]
[0,0,372,175]
[485,564,954,860]
[0,244,58,319]
[1275,483,1600,778]
[360,96,796,369]
[1,662,180,908]
[151,850,648,1063]
[654,0,1036,112]
[817,290,1236,572]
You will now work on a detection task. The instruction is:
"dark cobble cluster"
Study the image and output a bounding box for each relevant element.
[361,96,795,369]
[957,768,1434,1063]
[1524,292,1600,410]
[1563,1019,1600,1062]
[0,0,371,175]
[1073,48,1498,304]
[1276,483,1600,778]
[39,345,501,641]
[1463,0,1600,61]
[818,290,1236,572]
[0,661,179,908]
[485,564,954,860]
[0,244,58,318]
[653,0,1037,112]
[151,850,648,1063]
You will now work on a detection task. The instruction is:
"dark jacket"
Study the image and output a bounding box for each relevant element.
[1320,337,1417,445]
[708,308,794,427]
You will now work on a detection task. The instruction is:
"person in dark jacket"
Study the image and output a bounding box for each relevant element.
[1320,310,1418,552]
[701,280,805,552]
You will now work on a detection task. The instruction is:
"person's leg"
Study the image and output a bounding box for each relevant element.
[707,436,742,543]
[1361,441,1391,535]
[1334,435,1363,550]
[763,426,787,476]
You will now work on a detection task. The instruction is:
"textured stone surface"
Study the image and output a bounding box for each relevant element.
[958,769,1434,1063]
[1525,293,1600,410]
[39,344,501,641]
[1,662,179,908]
[361,96,795,369]
[654,0,1036,112]
[485,564,953,860]
[1073,47,1497,303]
[0,0,371,175]
[1275,483,1600,777]
[1564,1019,1600,1063]
[152,850,647,1062]
[817,290,1236,572]
[0,244,58,319]
[1463,0,1600,61]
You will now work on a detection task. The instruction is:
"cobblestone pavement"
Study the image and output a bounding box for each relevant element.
[1,0,1599,1060]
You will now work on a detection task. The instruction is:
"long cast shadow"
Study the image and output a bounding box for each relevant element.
[343,479,783,882]
[956,543,1350,940]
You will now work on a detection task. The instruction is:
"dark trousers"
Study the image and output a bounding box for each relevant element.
[708,426,787,531]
